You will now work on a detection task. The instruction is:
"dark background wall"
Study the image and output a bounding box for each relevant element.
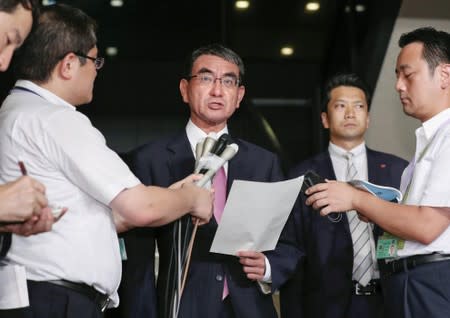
[0,0,402,172]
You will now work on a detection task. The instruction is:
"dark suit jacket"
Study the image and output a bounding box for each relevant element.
[121,131,302,318]
[279,148,408,318]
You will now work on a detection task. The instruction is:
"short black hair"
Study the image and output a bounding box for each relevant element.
[399,27,450,75]
[322,73,371,112]
[184,43,245,85]
[14,3,97,83]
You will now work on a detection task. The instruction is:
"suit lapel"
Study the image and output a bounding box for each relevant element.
[323,151,352,238]
[320,152,336,180]
[166,132,196,183]
[367,147,386,185]
[227,139,248,193]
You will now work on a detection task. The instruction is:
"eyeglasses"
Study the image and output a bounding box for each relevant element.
[188,73,240,89]
[74,52,105,70]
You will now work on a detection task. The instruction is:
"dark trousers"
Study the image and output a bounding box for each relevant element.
[0,281,103,318]
[347,294,384,318]
[219,297,236,318]
[381,259,450,318]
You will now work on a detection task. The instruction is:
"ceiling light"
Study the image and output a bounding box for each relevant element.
[355,4,366,12]
[106,47,118,57]
[42,0,56,5]
[110,0,123,7]
[305,2,320,12]
[235,0,250,10]
[280,46,294,57]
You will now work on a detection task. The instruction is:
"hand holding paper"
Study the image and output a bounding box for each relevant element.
[210,176,304,255]
[237,250,266,281]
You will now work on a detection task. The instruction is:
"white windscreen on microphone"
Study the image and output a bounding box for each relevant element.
[196,143,239,188]
[201,133,217,157]
[194,133,217,173]
[195,138,205,167]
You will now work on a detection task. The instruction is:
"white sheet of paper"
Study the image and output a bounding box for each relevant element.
[0,264,29,309]
[210,176,304,255]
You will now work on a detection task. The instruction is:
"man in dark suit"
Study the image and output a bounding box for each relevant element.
[120,44,301,318]
[280,73,408,318]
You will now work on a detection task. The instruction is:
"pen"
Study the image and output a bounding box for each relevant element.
[18,161,28,176]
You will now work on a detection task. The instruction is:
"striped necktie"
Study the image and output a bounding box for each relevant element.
[345,152,373,286]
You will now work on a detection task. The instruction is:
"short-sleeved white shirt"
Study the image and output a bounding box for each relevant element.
[398,108,450,257]
[0,80,140,306]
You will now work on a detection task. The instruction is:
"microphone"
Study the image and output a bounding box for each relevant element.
[195,138,205,167]
[196,143,238,188]
[210,133,231,156]
[194,133,217,174]
[195,133,231,174]
[201,133,217,157]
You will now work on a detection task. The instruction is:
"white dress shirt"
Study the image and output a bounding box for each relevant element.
[398,108,450,257]
[0,80,141,306]
[328,142,368,182]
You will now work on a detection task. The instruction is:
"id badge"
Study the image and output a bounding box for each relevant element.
[119,238,128,261]
[376,232,405,259]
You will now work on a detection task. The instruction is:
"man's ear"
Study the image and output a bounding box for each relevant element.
[321,111,329,129]
[235,85,245,109]
[58,53,78,80]
[440,63,450,89]
[179,78,189,104]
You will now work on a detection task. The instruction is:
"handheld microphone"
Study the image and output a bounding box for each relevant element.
[196,133,231,174]
[201,133,217,158]
[210,133,231,156]
[196,143,238,188]
[194,133,217,174]
[195,138,205,167]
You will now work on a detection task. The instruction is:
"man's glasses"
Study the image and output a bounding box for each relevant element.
[74,52,105,70]
[188,73,240,89]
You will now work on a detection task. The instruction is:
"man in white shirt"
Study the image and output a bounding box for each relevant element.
[0,0,55,250]
[306,27,450,317]
[0,4,213,318]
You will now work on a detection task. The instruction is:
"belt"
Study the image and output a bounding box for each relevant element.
[380,253,450,276]
[47,280,110,312]
[352,279,381,296]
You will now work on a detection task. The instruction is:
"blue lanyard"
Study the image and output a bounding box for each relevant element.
[10,86,42,98]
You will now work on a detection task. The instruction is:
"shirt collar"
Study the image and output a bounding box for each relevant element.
[14,80,76,111]
[328,141,366,158]
[419,108,450,141]
[185,119,228,154]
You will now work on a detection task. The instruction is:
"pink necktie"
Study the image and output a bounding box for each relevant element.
[212,167,229,299]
